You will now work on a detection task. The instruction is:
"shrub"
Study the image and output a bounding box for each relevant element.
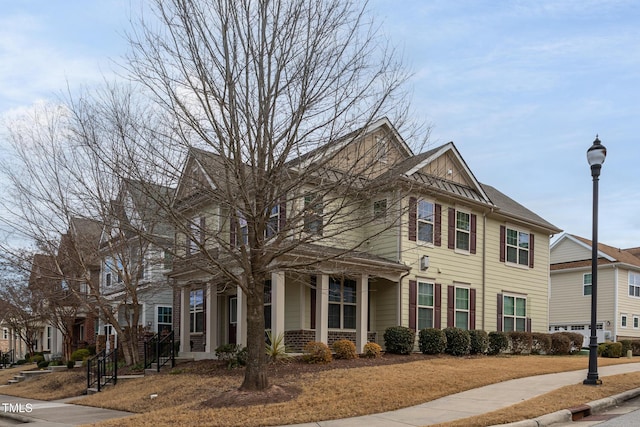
[556,332,585,353]
[48,360,62,367]
[66,360,75,369]
[620,340,632,356]
[333,339,358,360]
[443,327,471,356]
[37,360,50,369]
[362,342,382,359]
[469,330,488,355]
[87,344,97,355]
[598,342,623,358]
[215,344,247,368]
[419,328,447,355]
[550,333,571,355]
[531,333,552,355]
[488,331,509,355]
[508,331,533,355]
[302,341,332,364]
[383,326,415,354]
[31,354,44,364]
[71,348,91,362]
[631,340,640,356]
[265,331,290,363]
[16,359,26,365]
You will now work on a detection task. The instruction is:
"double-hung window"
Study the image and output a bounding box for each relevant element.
[506,228,530,266]
[2,328,8,340]
[266,206,279,239]
[417,200,435,244]
[417,281,434,329]
[503,295,527,332]
[583,273,592,296]
[455,211,470,251]
[157,306,173,334]
[455,287,470,330]
[621,314,628,328]
[328,277,356,329]
[190,289,204,333]
[629,272,640,297]
[304,193,323,235]
[373,199,387,220]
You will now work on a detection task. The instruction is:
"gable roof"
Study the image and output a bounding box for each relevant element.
[550,233,640,270]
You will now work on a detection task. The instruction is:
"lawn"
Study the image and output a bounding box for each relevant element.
[2,355,640,427]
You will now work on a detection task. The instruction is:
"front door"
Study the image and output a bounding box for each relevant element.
[229,296,237,344]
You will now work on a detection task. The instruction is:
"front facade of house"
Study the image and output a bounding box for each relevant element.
[550,233,640,344]
[170,119,561,358]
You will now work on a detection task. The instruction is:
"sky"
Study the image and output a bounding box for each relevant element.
[1,0,639,249]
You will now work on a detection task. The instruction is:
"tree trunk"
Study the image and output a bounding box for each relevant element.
[240,291,268,391]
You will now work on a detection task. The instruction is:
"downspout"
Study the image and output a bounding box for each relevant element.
[397,189,403,326]
[482,212,487,331]
[613,265,619,341]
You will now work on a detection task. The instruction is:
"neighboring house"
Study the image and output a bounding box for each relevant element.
[550,233,640,344]
[0,316,10,353]
[169,118,561,358]
[97,180,175,348]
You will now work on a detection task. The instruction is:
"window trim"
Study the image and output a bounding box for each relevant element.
[157,305,173,334]
[505,226,530,267]
[189,289,205,334]
[417,281,435,330]
[328,277,357,330]
[629,272,640,297]
[417,199,435,245]
[303,193,323,236]
[503,294,527,332]
[454,286,470,330]
[583,273,592,296]
[621,314,628,328]
[454,209,471,253]
[373,198,388,221]
[634,316,639,329]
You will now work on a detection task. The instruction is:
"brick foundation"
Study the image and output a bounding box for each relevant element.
[284,330,377,352]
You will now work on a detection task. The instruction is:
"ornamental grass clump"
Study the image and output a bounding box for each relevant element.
[302,341,332,364]
[332,339,358,360]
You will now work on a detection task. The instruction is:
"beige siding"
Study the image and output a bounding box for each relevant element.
[370,279,398,346]
[420,152,473,186]
[551,238,591,263]
[614,268,640,339]
[284,277,303,331]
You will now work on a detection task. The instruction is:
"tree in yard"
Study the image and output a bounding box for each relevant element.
[124,0,419,391]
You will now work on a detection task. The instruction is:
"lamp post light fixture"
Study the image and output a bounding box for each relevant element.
[584,136,606,386]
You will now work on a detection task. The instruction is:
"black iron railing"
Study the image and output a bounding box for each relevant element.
[0,349,15,369]
[87,348,118,392]
[144,330,175,373]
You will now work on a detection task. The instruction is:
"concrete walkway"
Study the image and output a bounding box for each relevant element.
[1,363,640,426]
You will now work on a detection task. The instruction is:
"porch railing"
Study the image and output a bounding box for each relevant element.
[0,349,14,368]
[144,330,175,373]
[87,348,118,392]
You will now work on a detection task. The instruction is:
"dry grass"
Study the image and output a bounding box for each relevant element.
[1,370,87,400]
[0,366,29,385]
[3,355,640,427]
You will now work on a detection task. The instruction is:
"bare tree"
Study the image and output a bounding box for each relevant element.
[123,0,419,391]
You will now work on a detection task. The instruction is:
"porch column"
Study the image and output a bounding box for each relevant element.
[356,274,369,353]
[179,287,190,353]
[271,271,285,340]
[236,286,248,346]
[205,284,219,354]
[315,274,329,344]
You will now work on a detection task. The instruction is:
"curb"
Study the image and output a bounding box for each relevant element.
[494,387,640,427]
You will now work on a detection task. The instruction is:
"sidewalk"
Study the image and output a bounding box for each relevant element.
[1,363,640,427]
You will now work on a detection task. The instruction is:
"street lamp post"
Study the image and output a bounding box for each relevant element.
[584,136,606,386]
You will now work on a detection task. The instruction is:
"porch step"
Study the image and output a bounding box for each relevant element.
[175,357,194,365]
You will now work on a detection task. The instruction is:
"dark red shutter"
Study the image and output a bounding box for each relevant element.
[279,197,287,232]
[185,233,191,255]
[310,276,316,329]
[499,226,506,262]
[409,280,417,330]
[200,216,206,245]
[434,283,442,329]
[529,233,535,268]
[408,197,417,241]
[470,289,476,330]
[470,214,477,254]
[497,293,503,332]
[448,208,455,249]
[526,318,532,333]
[434,204,442,247]
[447,285,454,327]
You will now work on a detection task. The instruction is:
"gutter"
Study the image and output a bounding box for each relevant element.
[613,265,619,340]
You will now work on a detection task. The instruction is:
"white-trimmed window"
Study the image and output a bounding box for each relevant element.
[621,314,628,328]
[417,200,435,243]
[304,193,323,235]
[455,286,470,330]
[328,277,356,329]
[373,199,387,220]
[455,210,471,251]
[506,228,530,266]
[503,295,527,332]
[635,316,639,329]
[266,206,279,238]
[417,281,434,329]
[189,289,204,333]
[45,326,52,351]
[2,328,8,340]
[157,306,173,334]
[583,273,592,296]
[104,257,123,287]
[629,272,640,297]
